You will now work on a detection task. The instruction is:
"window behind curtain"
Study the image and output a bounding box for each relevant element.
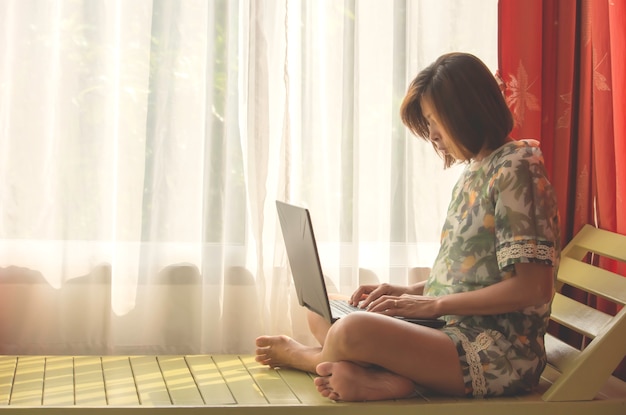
[0,0,497,354]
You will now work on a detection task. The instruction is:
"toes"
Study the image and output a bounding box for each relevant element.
[255,335,271,347]
[314,377,333,398]
[318,387,333,398]
[313,376,326,387]
[316,361,334,376]
[256,334,290,348]
[329,392,340,401]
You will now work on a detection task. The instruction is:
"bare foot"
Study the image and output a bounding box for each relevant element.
[255,335,321,373]
[314,361,416,402]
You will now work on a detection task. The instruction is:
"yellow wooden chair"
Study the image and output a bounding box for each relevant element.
[543,224,626,401]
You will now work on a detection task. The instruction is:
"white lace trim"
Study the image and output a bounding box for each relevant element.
[450,327,502,398]
[497,242,554,265]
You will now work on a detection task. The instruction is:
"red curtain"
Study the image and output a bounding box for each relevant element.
[498,0,626,380]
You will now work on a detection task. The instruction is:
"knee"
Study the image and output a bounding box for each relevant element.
[326,313,372,354]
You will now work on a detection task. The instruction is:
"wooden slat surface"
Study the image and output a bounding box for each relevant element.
[240,355,301,405]
[0,354,623,415]
[185,355,235,405]
[101,357,139,406]
[550,293,613,338]
[545,334,581,373]
[0,356,17,405]
[130,356,170,406]
[43,356,74,406]
[558,257,626,304]
[73,356,106,406]
[11,356,45,406]
[157,356,203,406]
[564,224,626,263]
[273,368,330,405]
[212,355,267,405]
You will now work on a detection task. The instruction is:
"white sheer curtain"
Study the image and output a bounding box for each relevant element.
[0,0,497,354]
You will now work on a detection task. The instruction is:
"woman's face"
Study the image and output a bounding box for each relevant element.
[420,98,457,159]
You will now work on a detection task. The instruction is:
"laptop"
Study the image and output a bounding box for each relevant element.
[276,200,446,328]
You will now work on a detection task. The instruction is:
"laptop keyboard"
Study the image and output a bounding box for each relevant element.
[329,298,446,328]
[330,299,364,317]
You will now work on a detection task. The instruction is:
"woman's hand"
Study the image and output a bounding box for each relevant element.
[352,262,554,319]
[366,294,441,319]
[349,283,410,308]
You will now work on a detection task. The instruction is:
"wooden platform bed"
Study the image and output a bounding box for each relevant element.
[1,225,625,414]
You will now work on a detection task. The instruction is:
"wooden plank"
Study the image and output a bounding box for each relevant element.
[0,399,624,415]
[74,356,107,406]
[539,364,561,386]
[185,355,236,405]
[130,356,171,406]
[544,307,626,401]
[550,293,613,338]
[545,334,580,373]
[598,373,626,400]
[10,356,45,406]
[212,355,267,405]
[413,390,460,404]
[274,369,332,405]
[240,355,300,404]
[0,356,17,405]
[0,353,622,414]
[101,356,139,406]
[558,257,626,304]
[157,356,203,405]
[43,356,75,406]
[565,225,626,263]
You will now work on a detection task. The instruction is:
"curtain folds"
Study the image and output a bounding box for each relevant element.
[498,0,626,380]
[0,0,497,354]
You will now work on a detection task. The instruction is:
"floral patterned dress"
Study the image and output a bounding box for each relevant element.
[424,139,561,398]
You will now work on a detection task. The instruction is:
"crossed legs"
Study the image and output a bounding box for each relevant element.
[255,312,465,401]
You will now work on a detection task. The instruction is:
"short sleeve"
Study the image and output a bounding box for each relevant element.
[491,145,560,270]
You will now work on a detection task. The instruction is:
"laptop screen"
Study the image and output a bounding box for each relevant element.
[276,201,334,323]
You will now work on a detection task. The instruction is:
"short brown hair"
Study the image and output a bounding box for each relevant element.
[400,53,513,168]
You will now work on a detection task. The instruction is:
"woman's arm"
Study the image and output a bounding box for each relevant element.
[408,280,427,295]
[433,262,554,316]
[368,262,554,318]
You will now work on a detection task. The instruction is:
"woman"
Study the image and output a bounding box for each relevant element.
[256,52,560,401]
